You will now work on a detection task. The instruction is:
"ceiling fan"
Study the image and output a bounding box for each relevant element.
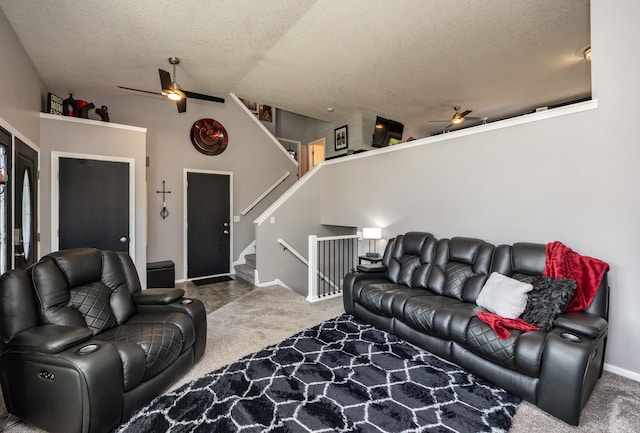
[429,106,488,128]
[117,57,224,113]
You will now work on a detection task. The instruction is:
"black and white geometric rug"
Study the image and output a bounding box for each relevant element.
[116,314,519,432]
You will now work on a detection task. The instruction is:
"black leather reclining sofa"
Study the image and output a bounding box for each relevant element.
[344,232,609,425]
[0,248,207,433]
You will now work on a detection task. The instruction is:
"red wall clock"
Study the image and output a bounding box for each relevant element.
[190,118,229,155]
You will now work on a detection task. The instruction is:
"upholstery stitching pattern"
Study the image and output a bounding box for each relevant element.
[68,282,117,334]
[99,323,183,378]
[466,318,516,367]
[444,262,474,300]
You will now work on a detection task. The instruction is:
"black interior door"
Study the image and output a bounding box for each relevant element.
[14,139,38,269]
[187,171,230,279]
[58,157,130,252]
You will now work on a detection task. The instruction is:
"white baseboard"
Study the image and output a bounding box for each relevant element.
[604,363,640,382]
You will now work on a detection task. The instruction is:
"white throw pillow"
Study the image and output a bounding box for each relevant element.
[476,272,533,319]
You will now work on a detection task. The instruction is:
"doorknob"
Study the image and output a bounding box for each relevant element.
[223,222,229,227]
[119,236,128,243]
[223,230,229,235]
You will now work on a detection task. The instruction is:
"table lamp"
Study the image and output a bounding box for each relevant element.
[362,227,382,258]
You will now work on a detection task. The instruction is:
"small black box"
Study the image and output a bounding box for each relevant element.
[146,260,175,288]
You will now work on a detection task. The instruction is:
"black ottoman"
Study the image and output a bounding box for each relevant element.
[147,260,175,288]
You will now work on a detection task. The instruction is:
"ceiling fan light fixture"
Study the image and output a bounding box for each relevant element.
[451,115,464,124]
[167,92,182,101]
[166,83,186,101]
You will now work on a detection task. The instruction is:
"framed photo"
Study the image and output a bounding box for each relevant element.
[259,104,273,122]
[334,125,348,151]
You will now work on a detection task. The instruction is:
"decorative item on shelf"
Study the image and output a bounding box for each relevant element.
[95,105,110,122]
[62,92,78,117]
[335,124,348,151]
[47,93,64,115]
[259,104,272,122]
[156,180,171,219]
[190,118,229,155]
[76,101,95,119]
[362,227,382,258]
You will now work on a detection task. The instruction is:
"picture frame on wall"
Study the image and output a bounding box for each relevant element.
[334,125,348,151]
[259,104,273,122]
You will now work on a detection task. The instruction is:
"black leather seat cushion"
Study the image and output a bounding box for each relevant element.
[97,322,183,387]
[449,316,546,377]
[403,295,467,338]
[359,283,428,317]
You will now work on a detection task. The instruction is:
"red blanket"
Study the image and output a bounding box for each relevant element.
[477,311,539,339]
[544,241,609,312]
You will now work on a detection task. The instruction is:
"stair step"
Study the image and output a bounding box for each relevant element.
[234,263,255,285]
[245,253,257,268]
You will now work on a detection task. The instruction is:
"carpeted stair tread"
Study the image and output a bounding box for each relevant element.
[245,254,256,268]
[234,264,255,284]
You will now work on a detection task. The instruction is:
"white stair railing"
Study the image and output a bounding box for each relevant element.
[308,234,358,302]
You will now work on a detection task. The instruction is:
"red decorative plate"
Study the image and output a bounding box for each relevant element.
[190,118,229,155]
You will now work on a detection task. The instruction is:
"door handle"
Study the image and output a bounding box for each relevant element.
[223,222,229,227]
[14,252,25,258]
[223,230,229,235]
[119,236,128,243]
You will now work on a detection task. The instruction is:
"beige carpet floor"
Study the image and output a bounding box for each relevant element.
[2,285,639,432]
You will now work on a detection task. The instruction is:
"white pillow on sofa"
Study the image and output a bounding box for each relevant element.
[476,272,533,318]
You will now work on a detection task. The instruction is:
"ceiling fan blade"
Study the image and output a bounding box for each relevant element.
[465,116,488,121]
[159,69,172,92]
[183,90,225,104]
[428,120,451,123]
[460,109,473,117]
[117,85,163,96]
[176,98,187,113]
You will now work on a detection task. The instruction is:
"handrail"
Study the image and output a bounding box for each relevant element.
[241,171,291,216]
[277,238,308,266]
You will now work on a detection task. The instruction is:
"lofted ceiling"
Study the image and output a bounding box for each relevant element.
[0,0,591,138]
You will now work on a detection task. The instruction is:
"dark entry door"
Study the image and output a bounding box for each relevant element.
[0,127,12,273]
[58,157,130,252]
[14,139,38,269]
[187,171,230,279]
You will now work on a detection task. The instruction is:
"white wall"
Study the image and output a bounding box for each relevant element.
[256,1,640,378]
[0,8,47,145]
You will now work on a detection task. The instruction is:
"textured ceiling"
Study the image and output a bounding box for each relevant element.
[0,0,591,137]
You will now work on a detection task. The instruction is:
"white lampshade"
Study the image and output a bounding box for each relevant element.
[362,227,382,240]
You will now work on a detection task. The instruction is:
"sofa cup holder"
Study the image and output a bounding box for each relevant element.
[76,343,100,355]
[560,332,582,343]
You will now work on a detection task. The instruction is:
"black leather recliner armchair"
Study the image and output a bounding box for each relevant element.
[0,248,207,433]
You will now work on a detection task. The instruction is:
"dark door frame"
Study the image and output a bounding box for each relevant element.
[51,151,136,257]
[14,138,39,269]
[183,168,233,280]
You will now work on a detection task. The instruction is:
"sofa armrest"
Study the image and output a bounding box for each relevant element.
[553,312,608,340]
[132,288,185,305]
[8,325,93,354]
[343,271,390,315]
[357,264,387,273]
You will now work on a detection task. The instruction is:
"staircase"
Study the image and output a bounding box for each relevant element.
[234,253,256,285]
